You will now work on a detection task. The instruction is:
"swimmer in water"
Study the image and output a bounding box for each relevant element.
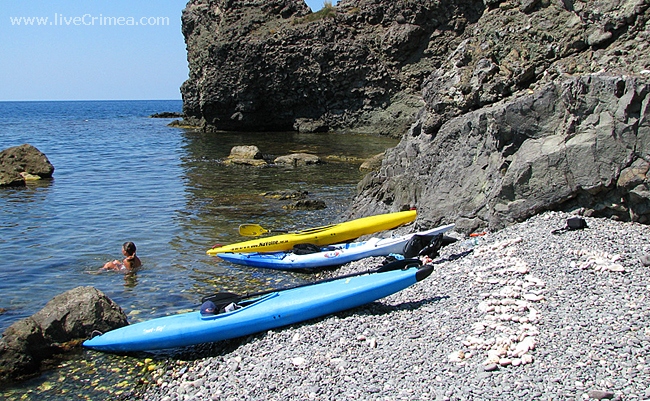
[102,241,142,271]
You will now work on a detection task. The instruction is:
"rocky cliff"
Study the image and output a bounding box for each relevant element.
[180,0,484,135]
[180,0,650,230]
[348,0,650,231]
[352,75,650,232]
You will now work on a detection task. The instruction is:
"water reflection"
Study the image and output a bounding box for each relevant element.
[123,271,138,288]
[172,130,400,299]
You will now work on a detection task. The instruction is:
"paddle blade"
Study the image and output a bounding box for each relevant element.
[239,224,269,237]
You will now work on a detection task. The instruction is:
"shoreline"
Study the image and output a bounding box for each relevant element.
[133,211,650,400]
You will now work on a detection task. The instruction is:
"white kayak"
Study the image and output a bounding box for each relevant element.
[216,224,455,270]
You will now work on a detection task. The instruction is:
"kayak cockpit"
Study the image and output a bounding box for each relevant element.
[199,292,278,320]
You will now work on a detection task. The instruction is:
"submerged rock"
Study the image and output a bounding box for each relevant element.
[274,153,321,166]
[283,199,327,210]
[261,190,309,200]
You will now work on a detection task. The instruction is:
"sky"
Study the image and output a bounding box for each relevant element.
[0,1,336,101]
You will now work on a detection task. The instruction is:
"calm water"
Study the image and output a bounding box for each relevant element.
[0,100,398,399]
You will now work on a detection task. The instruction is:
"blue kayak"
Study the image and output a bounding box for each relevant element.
[83,262,432,353]
[216,224,454,270]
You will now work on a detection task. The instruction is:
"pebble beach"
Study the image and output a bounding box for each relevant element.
[136,211,650,401]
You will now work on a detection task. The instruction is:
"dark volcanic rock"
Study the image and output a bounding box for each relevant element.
[0,144,55,187]
[0,286,127,383]
[346,0,650,231]
[150,112,184,118]
[262,190,309,200]
[283,199,327,210]
[179,0,650,135]
[350,75,650,232]
[180,0,483,135]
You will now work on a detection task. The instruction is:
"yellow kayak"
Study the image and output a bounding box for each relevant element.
[207,210,417,255]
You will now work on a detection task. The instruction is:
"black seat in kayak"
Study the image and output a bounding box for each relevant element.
[201,292,241,315]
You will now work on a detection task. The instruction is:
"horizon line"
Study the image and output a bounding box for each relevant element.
[0,98,183,102]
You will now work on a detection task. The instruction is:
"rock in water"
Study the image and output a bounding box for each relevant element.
[0,286,127,383]
[0,144,55,187]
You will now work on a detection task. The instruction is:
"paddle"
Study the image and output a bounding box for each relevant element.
[238,223,288,237]
[201,258,424,306]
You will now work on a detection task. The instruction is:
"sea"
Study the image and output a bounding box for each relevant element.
[0,100,399,399]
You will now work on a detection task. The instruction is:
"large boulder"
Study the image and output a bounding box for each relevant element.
[350,74,650,232]
[0,144,55,187]
[0,286,127,383]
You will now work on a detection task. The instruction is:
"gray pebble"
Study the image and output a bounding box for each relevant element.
[483,363,499,372]
[640,254,650,266]
[588,389,615,399]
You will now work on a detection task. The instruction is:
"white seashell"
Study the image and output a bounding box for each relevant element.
[478,301,490,312]
[486,351,500,362]
[448,351,465,362]
[523,293,544,302]
[607,263,625,272]
[291,357,306,366]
